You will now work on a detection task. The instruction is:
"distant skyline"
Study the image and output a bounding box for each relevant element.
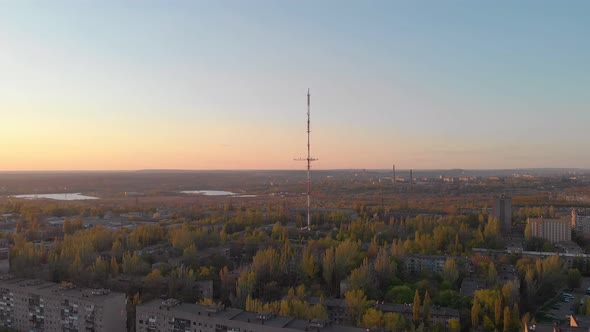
[1,1,589,171]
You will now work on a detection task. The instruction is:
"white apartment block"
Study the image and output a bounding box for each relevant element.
[528,217,572,243]
[0,276,126,332]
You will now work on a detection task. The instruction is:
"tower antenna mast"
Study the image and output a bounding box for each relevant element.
[295,89,318,229]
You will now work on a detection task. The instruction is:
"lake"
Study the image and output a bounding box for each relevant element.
[181,190,237,196]
[12,193,98,200]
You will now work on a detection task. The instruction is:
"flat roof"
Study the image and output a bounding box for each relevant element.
[138,300,367,332]
[0,277,124,303]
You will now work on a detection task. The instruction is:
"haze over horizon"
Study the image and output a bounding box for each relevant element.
[2,1,589,171]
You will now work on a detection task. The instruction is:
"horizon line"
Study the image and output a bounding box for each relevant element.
[0,167,588,173]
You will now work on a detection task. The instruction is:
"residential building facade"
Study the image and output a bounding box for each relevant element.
[0,276,126,332]
[493,194,512,233]
[528,217,572,243]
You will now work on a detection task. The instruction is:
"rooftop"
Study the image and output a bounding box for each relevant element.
[138,299,365,332]
[0,277,123,302]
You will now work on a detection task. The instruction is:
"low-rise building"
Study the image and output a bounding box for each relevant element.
[307,297,459,328]
[403,255,447,275]
[136,299,364,332]
[376,303,460,327]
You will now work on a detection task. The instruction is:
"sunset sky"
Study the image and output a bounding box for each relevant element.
[1,1,589,171]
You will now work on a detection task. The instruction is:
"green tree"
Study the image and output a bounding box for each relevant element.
[567,268,582,289]
[387,285,414,304]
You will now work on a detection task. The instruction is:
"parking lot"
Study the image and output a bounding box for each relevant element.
[545,277,590,321]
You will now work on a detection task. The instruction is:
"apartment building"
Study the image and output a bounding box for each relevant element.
[0,276,126,332]
[528,217,572,243]
[572,209,590,237]
[493,194,512,233]
[403,255,472,276]
[136,299,364,332]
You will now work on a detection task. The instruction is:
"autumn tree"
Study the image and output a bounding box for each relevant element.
[362,308,384,329]
[503,306,511,332]
[384,312,407,332]
[345,289,368,326]
[494,297,502,328]
[301,244,318,282]
[412,289,421,325]
[471,299,481,328]
[442,258,459,287]
[423,290,431,323]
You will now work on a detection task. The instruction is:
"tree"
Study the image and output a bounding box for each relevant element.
[383,312,407,332]
[448,318,460,332]
[362,308,384,329]
[93,256,109,281]
[472,300,481,328]
[345,289,368,326]
[322,247,335,289]
[301,245,318,281]
[501,281,519,307]
[110,256,119,277]
[412,289,421,325]
[567,268,582,290]
[524,221,532,241]
[494,297,502,328]
[350,258,373,295]
[442,258,459,287]
[387,285,414,304]
[374,246,396,291]
[423,290,431,322]
[487,262,498,286]
[503,306,511,332]
[146,269,164,289]
[235,270,256,308]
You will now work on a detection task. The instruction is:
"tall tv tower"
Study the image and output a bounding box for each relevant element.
[295,89,318,229]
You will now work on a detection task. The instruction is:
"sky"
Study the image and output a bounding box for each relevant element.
[1,1,589,171]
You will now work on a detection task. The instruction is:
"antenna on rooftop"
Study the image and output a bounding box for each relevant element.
[295,89,318,229]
